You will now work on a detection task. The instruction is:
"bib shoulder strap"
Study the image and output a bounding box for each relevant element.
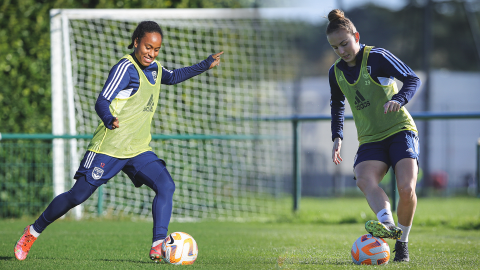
[361,46,374,68]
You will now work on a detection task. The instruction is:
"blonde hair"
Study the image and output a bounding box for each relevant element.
[326,9,357,35]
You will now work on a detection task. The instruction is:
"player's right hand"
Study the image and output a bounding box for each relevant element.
[383,100,401,114]
[111,117,119,130]
[332,137,343,165]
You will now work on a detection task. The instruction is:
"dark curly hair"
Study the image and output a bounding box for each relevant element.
[128,21,163,49]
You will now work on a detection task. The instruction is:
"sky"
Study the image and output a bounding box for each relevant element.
[264,0,480,13]
[258,0,410,23]
[281,0,409,11]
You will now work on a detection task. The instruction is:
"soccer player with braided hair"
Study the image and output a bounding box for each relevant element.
[14,21,223,262]
[326,9,420,262]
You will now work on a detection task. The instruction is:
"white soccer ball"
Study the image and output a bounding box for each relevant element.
[161,232,198,265]
[351,234,390,265]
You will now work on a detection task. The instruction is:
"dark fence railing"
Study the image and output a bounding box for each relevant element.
[1,111,480,217]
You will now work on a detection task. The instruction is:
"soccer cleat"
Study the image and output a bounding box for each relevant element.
[365,220,403,240]
[149,241,163,263]
[14,226,38,260]
[393,241,410,262]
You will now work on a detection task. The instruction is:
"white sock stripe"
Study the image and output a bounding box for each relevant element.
[371,48,412,76]
[103,60,131,100]
[105,62,132,100]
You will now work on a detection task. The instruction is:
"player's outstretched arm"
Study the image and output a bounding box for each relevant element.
[161,51,224,85]
[209,51,224,69]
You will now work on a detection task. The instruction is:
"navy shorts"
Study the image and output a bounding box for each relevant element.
[74,151,166,187]
[353,130,420,170]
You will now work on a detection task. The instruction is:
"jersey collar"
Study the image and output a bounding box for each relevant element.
[130,52,148,70]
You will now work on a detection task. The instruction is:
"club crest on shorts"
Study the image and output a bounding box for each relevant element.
[92,167,104,180]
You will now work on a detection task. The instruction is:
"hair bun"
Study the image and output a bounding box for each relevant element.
[328,9,345,22]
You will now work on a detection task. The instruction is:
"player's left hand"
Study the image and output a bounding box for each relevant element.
[383,100,401,114]
[209,51,224,69]
[111,117,119,130]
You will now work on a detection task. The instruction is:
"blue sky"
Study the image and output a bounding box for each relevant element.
[283,0,409,11]
[258,0,410,23]
[267,0,480,12]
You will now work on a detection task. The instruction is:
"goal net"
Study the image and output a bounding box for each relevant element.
[51,9,301,221]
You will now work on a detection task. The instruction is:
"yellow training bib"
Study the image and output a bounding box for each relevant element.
[334,46,417,145]
[87,55,162,158]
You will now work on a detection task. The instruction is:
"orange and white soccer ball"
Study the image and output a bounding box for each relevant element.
[351,234,390,265]
[161,232,198,265]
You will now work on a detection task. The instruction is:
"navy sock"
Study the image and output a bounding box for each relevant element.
[33,176,97,233]
[135,160,175,242]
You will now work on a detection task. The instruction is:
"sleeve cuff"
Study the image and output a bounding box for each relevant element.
[332,135,343,142]
[390,95,406,106]
[390,100,401,104]
[206,55,215,66]
[104,115,115,130]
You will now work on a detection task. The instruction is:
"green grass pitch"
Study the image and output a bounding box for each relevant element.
[1,197,479,269]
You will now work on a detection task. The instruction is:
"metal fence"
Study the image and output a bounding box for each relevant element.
[1,112,480,218]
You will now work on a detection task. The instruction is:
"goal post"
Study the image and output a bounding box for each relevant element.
[51,8,303,221]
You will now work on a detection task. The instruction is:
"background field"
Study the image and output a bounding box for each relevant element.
[1,197,479,269]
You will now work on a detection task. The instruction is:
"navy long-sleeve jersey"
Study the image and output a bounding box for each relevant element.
[329,44,421,141]
[95,53,215,129]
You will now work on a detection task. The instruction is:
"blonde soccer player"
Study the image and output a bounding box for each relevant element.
[14,21,223,262]
[326,9,421,262]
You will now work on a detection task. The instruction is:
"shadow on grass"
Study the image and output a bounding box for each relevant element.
[0,256,15,261]
[277,258,353,267]
[30,256,153,264]
[99,258,152,264]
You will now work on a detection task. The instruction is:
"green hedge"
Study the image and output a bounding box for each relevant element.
[0,142,53,217]
[0,0,252,135]
[0,0,253,218]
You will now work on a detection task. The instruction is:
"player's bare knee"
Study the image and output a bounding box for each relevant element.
[355,178,365,190]
[356,177,375,192]
[397,183,415,200]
